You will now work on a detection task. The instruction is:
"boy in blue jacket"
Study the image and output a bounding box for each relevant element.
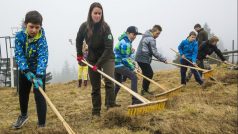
[13,10,48,128]
[178,31,203,86]
[114,26,142,105]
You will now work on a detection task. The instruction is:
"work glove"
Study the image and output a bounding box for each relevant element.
[24,71,36,82]
[33,77,43,89]
[92,65,98,72]
[77,55,84,62]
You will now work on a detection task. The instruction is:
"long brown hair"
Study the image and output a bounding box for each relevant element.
[86,2,107,39]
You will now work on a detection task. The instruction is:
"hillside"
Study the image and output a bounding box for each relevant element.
[0,65,237,134]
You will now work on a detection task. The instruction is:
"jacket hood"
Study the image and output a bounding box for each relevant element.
[118,32,131,42]
[143,30,153,38]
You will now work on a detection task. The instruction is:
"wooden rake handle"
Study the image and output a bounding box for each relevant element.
[170,48,209,71]
[37,86,75,134]
[167,62,208,72]
[206,55,237,66]
[79,59,150,103]
[134,70,167,91]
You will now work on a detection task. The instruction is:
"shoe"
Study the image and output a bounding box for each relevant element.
[92,112,100,117]
[141,90,153,96]
[106,104,121,110]
[12,115,28,129]
[37,124,45,128]
[78,79,82,87]
[84,80,88,87]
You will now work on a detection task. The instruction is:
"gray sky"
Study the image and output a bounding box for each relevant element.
[0,0,237,73]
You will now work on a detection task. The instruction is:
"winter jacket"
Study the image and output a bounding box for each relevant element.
[114,32,135,71]
[14,28,48,76]
[76,22,114,67]
[178,39,198,63]
[197,28,208,47]
[135,30,166,64]
[197,41,225,61]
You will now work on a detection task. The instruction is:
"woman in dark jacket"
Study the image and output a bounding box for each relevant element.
[76,2,117,117]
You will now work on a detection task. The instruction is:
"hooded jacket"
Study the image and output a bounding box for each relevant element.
[135,30,166,64]
[178,39,198,63]
[14,28,48,76]
[114,32,135,70]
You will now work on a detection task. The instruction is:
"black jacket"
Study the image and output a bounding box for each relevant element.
[197,41,225,61]
[76,22,114,67]
[197,28,208,47]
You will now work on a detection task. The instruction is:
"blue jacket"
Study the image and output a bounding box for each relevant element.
[114,32,135,71]
[178,39,198,63]
[14,28,48,76]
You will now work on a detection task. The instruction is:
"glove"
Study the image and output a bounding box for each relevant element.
[33,78,43,89]
[77,55,84,62]
[24,71,36,82]
[92,65,98,71]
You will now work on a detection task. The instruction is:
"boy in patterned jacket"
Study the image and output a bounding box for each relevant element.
[13,10,48,129]
[114,26,142,105]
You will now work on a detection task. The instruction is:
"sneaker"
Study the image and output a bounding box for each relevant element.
[12,115,28,129]
[106,104,121,110]
[37,124,45,128]
[141,90,153,96]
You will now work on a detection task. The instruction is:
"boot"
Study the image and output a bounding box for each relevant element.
[84,80,88,87]
[78,79,82,87]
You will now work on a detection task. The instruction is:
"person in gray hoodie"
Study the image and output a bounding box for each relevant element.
[135,25,167,95]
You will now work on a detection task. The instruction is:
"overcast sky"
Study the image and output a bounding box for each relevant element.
[0,0,237,73]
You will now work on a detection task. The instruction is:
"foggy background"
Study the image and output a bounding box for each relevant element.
[0,0,237,83]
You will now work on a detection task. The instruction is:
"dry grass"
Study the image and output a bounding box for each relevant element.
[0,67,237,134]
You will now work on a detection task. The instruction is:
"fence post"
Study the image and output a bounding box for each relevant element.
[232,40,234,64]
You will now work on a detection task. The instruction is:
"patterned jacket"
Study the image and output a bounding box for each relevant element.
[114,32,135,71]
[14,28,48,77]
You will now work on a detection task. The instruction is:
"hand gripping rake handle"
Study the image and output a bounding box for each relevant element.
[75,56,150,103]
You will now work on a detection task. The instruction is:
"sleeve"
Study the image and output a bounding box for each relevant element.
[14,34,29,72]
[96,24,114,67]
[76,22,86,56]
[192,42,198,63]
[36,35,48,76]
[214,46,226,61]
[121,42,134,70]
[178,41,184,56]
[149,39,167,62]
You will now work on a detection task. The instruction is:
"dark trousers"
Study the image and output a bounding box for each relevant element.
[137,62,153,91]
[114,66,141,105]
[180,59,203,85]
[19,72,46,125]
[88,59,115,114]
[187,59,205,78]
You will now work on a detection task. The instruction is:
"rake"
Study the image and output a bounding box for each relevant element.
[206,55,237,67]
[35,85,75,134]
[78,59,167,116]
[154,85,184,99]
[134,69,167,92]
[170,48,227,86]
[167,62,214,78]
[170,48,213,79]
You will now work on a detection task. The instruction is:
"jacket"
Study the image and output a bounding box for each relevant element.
[135,30,166,64]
